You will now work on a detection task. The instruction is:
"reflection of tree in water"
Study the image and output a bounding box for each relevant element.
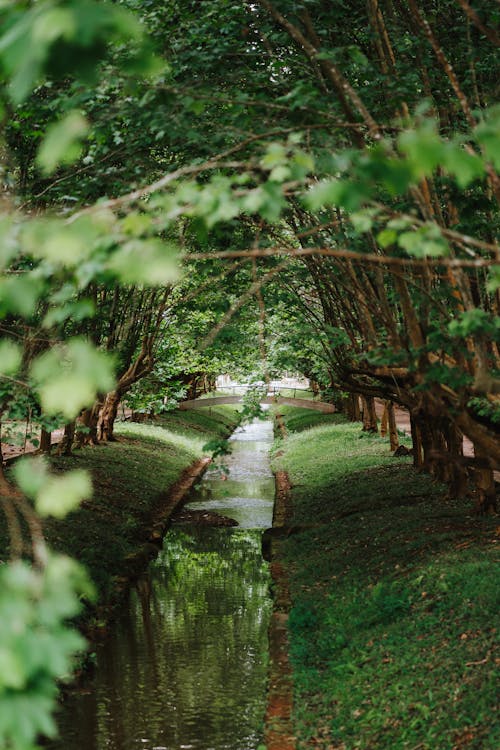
[159,527,266,581]
[88,527,272,750]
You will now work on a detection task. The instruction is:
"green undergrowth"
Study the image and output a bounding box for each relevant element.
[2,406,239,614]
[271,408,498,750]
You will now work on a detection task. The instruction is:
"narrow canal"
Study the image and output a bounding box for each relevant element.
[49,416,275,750]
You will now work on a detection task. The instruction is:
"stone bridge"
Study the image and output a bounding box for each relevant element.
[178,395,335,413]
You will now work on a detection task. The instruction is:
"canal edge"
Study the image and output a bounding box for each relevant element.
[112,456,212,599]
[265,463,296,750]
[81,456,212,648]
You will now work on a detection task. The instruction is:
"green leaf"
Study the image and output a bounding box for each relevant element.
[36,111,89,175]
[350,209,377,234]
[187,99,205,116]
[304,179,344,210]
[121,212,153,237]
[42,299,95,328]
[259,182,286,223]
[0,215,18,270]
[0,649,26,690]
[379,159,414,196]
[108,240,181,284]
[442,143,484,188]
[448,309,500,338]
[31,338,115,418]
[269,165,291,183]
[260,143,287,169]
[304,178,369,211]
[398,224,449,258]
[486,265,500,293]
[290,150,315,179]
[398,123,445,178]
[0,7,54,103]
[0,276,43,319]
[22,217,97,266]
[13,456,49,500]
[0,340,22,375]
[0,1,163,103]
[387,217,412,231]
[241,187,266,214]
[475,105,500,171]
[36,470,92,518]
[377,228,397,248]
[0,557,90,748]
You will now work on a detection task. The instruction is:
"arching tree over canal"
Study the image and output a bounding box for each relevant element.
[0,1,499,746]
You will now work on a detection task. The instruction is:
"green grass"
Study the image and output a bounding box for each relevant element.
[2,407,240,608]
[154,404,240,437]
[274,405,348,435]
[272,410,499,750]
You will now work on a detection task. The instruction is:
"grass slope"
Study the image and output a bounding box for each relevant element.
[272,408,498,750]
[2,407,240,614]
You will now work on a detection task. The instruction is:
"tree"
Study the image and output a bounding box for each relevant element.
[0,1,499,746]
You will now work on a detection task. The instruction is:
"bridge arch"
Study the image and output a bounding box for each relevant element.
[178,395,335,413]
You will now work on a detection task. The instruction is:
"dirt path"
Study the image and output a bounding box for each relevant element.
[374,399,475,457]
[1,427,65,461]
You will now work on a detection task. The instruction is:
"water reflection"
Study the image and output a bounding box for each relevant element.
[185,419,275,529]
[49,417,275,750]
[50,529,271,750]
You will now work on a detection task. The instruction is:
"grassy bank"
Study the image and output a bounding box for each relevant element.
[271,407,498,750]
[2,406,240,626]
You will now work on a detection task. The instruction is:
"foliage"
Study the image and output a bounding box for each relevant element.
[0,555,93,750]
[240,383,268,423]
[0,0,499,744]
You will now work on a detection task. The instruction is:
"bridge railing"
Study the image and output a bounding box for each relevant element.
[208,384,317,400]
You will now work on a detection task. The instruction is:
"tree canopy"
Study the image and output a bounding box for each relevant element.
[0,1,499,746]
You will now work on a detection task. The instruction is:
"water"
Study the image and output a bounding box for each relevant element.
[49,417,274,750]
[185,418,275,529]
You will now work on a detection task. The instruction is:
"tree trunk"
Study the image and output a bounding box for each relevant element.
[75,407,91,448]
[361,396,378,432]
[0,438,10,495]
[78,399,104,446]
[410,415,424,468]
[445,422,468,499]
[310,379,320,397]
[380,401,388,437]
[331,390,347,414]
[98,391,121,442]
[346,393,361,422]
[88,400,102,445]
[419,418,445,480]
[387,402,399,451]
[39,427,52,454]
[472,446,497,514]
[57,421,76,456]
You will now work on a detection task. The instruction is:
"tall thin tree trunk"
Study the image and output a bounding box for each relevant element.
[445,422,468,499]
[410,415,424,468]
[57,421,76,456]
[387,402,399,451]
[347,393,361,422]
[361,396,378,432]
[472,446,497,514]
[39,428,52,454]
